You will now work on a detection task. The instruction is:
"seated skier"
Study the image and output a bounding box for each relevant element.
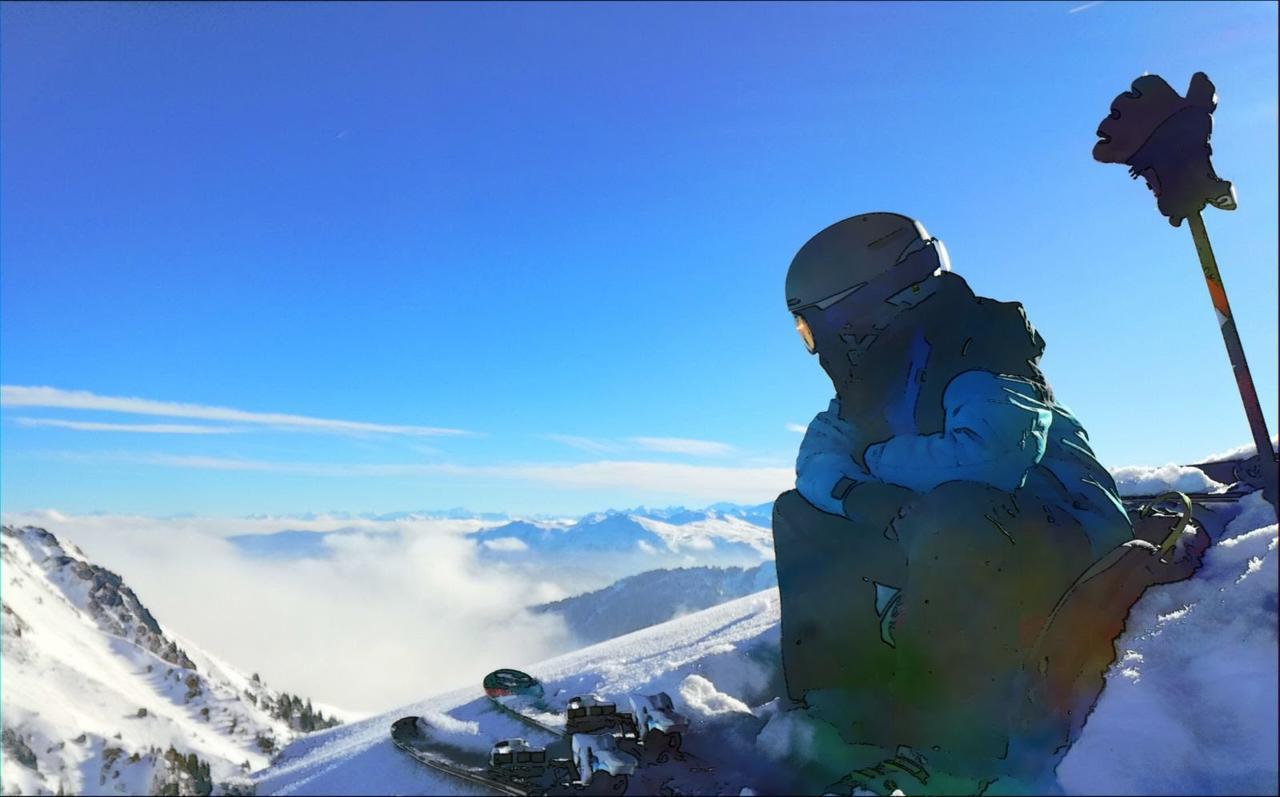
[773,212,1207,794]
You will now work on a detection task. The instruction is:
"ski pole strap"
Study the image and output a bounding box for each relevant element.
[1138,491,1193,561]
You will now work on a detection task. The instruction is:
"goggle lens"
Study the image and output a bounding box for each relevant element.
[794,314,816,354]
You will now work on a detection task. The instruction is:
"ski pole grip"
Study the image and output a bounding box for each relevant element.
[1093,72,1236,227]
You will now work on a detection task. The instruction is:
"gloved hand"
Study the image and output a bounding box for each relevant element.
[1093,72,1236,227]
[795,398,877,516]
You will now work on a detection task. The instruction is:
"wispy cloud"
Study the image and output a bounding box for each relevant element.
[784,423,808,434]
[542,433,737,458]
[15,417,242,435]
[1,386,469,437]
[41,451,793,503]
[1067,1,1103,13]
[539,434,623,454]
[629,437,735,457]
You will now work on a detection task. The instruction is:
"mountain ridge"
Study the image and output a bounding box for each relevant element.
[1,525,339,796]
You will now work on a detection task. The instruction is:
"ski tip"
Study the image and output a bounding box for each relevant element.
[483,669,544,699]
[390,716,424,743]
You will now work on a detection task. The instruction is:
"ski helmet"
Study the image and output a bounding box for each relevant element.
[786,212,950,355]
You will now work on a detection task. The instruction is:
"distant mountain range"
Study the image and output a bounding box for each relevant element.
[228,503,778,590]
[234,502,775,525]
[532,562,778,645]
[468,508,775,588]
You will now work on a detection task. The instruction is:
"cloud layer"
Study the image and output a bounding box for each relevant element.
[543,433,737,458]
[15,418,242,434]
[3,510,572,714]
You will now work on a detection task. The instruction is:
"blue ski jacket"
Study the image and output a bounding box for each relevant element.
[796,370,1132,557]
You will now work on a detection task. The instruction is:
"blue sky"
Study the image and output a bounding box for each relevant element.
[2,1,1276,516]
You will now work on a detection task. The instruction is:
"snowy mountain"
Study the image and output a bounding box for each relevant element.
[625,502,775,529]
[222,506,776,593]
[0,525,338,796]
[531,562,778,645]
[252,488,1277,795]
[470,510,773,556]
[469,509,775,588]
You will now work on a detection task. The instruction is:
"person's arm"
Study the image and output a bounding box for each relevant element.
[795,398,873,515]
[863,370,1053,493]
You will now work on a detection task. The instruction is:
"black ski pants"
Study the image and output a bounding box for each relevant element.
[773,480,1095,774]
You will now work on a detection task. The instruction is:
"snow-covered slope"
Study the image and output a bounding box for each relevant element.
[532,562,777,645]
[255,490,1277,796]
[0,526,337,796]
[252,589,788,796]
[1056,491,1279,795]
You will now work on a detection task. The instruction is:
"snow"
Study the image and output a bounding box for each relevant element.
[1056,491,1278,796]
[253,591,786,795]
[467,510,774,589]
[1110,463,1225,496]
[630,515,775,560]
[531,563,776,645]
[255,490,1278,796]
[1201,436,1279,465]
[0,526,312,796]
[678,674,753,716]
[5,466,1274,795]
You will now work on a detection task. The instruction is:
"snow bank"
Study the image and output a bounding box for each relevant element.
[1201,436,1279,465]
[1109,463,1225,496]
[1058,492,1278,795]
[678,674,753,716]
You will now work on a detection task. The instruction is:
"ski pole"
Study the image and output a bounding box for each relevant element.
[1185,211,1278,501]
[1091,71,1278,518]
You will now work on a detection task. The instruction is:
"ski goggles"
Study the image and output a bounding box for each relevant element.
[791,238,948,355]
[794,314,817,354]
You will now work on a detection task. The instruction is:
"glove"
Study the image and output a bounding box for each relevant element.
[795,399,876,515]
[1093,72,1236,227]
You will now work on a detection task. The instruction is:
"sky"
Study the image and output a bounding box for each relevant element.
[2,1,1277,517]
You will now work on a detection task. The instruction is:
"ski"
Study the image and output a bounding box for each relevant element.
[488,695,568,739]
[391,716,532,797]
[483,668,570,738]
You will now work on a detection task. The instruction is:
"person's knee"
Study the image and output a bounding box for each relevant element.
[893,480,1013,557]
[907,480,1008,516]
[774,488,850,528]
